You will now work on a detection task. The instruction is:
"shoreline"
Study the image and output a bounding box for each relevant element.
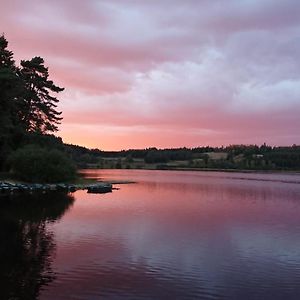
[81,167,300,175]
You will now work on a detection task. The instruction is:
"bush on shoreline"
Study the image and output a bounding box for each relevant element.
[8,145,77,183]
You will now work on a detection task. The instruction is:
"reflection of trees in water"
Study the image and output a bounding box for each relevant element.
[0,192,74,300]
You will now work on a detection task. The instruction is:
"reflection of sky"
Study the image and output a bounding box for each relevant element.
[42,170,300,299]
[231,227,300,265]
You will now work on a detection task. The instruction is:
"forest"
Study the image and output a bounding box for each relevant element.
[65,143,300,171]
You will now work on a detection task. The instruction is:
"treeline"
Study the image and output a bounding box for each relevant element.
[0,35,76,182]
[65,144,300,171]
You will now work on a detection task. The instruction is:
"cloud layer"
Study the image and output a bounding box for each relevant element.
[2,0,300,149]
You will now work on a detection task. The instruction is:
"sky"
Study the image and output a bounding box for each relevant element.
[1,0,300,150]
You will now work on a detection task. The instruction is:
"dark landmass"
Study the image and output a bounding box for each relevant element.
[0,35,75,182]
[65,142,300,172]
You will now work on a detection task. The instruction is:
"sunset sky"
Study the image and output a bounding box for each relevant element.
[1,0,300,150]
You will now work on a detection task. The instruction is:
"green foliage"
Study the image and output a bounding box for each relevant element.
[115,159,122,169]
[145,149,169,163]
[8,145,77,183]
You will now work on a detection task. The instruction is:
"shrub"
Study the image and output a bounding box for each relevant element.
[8,145,77,183]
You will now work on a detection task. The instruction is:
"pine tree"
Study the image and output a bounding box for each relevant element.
[0,34,17,126]
[0,35,65,170]
[0,34,22,168]
[20,56,64,133]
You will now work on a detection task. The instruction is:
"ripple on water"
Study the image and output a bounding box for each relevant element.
[35,170,300,299]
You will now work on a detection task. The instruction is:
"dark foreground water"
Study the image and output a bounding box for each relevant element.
[1,170,300,300]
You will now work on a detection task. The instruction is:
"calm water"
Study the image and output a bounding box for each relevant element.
[1,170,300,299]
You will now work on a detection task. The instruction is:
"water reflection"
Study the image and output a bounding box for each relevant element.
[41,170,300,300]
[2,170,300,299]
[0,193,74,300]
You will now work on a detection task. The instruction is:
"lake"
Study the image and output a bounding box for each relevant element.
[1,169,300,299]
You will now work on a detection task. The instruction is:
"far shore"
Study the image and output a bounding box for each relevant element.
[81,167,300,175]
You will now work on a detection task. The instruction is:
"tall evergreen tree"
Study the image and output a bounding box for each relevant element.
[0,35,65,170]
[20,57,64,133]
[0,34,22,168]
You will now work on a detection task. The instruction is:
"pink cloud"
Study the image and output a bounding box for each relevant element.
[1,0,300,149]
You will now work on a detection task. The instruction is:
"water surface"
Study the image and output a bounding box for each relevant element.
[1,170,300,299]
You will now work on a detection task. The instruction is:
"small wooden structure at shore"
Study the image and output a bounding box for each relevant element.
[0,181,113,197]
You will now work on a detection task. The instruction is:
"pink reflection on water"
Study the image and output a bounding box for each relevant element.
[41,170,300,299]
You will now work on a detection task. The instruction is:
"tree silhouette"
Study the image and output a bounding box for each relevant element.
[20,56,64,133]
[0,34,23,168]
[0,35,67,171]
[0,192,74,300]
